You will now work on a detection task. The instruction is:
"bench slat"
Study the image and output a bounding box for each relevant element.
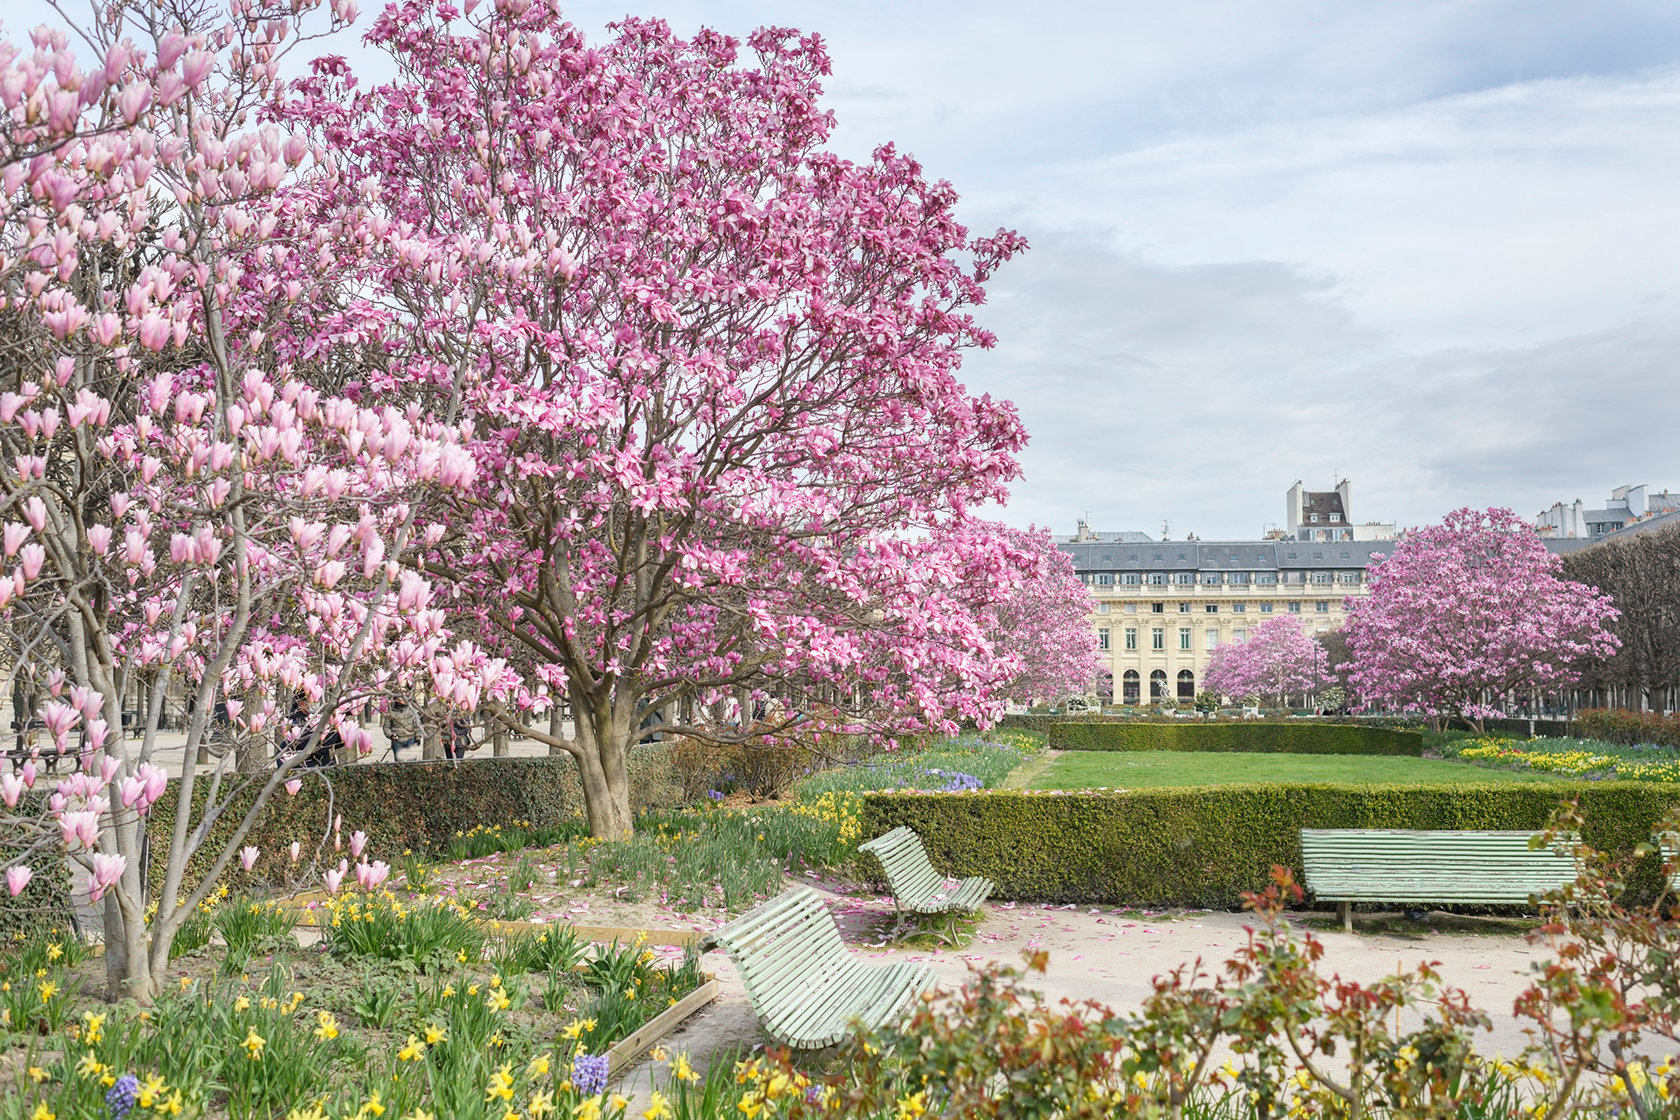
[861,827,994,922]
[1300,829,1579,910]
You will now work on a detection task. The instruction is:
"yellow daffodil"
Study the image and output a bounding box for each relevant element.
[485,1065,515,1103]
[456,949,468,963]
[896,1090,928,1120]
[649,1046,668,1062]
[528,1090,556,1120]
[137,1074,167,1107]
[351,1092,387,1120]
[643,1092,673,1120]
[440,985,455,999]
[243,1026,266,1061]
[27,1066,49,1083]
[37,980,58,1002]
[398,1035,425,1062]
[527,1053,551,1077]
[671,1053,699,1083]
[316,1010,341,1040]
[76,1050,107,1080]
[737,1094,763,1119]
[234,995,251,1012]
[30,1103,54,1120]
[424,1023,446,1044]
[574,1100,602,1120]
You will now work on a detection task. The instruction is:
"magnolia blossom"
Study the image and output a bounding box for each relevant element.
[354,859,389,891]
[239,846,260,872]
[322,867,345,894]
[4,866,31,897]
[1203,616,1326,705]
[88,853,126,902]
[348,830,368,859]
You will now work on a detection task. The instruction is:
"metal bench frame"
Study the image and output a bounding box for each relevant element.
[1300,828,1580,932]
[859,826,994,942]
[701,886,935,1049]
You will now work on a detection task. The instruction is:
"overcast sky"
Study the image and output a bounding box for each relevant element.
[15,1,1680,539]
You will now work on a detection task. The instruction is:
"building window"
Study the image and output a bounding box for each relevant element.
[1152,602,1165,613]
[1097,604,1110,614]
[1330,513,1341,522]
[1288,601,1302,613]
[1179,628,1191,651]
[1099,628,1111,651]
[1310,513,1319,523]
[1338,571,1361,585]
[1204,604,1218,614]
[1229,572,1249,585]
[1312,571,1331,584]
[1315,601,1330,613]
[1202,572,1222,584]
[1124,604,1138,614]
[1178,602,1191,613]
[1124,628,1138,651]
[1177,669,1195,701]
[1122,670,1140,705]
[1151,628,1165,651]
[1256,572,1277,585]
[1147,572,1167,585]
[1232,603,1246,613]
[1233,628,1246,644]
[1205,629,1219,649]
[1122,572,1141,585]
[1096,573,1114,585]
[1150,669,1167,701]
[1260,602,1274,614]
[1174,572,1194,585]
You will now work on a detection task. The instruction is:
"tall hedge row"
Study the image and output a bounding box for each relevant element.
[858,783,1680,909]
[1047,722,1424,755]
[0,791,73,937]
[144,747,681,901]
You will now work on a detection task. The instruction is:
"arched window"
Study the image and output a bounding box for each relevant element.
[1149,669,1167,701]
[1177,669,1195,701]
[1122,670,1140,706]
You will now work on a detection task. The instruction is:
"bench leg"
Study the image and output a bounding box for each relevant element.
[1339,901,1352,933]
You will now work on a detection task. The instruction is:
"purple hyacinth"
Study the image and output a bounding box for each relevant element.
[572,1052,609,1097]
[106,1074,139,1120]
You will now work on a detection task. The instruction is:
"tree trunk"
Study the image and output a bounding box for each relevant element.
[548,707,566,757]
[573,702,634,838]
[493,726,509,757]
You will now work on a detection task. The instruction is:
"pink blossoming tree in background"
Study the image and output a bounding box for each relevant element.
[287,2,1033,836]
[0,0,494,1001]
[1202,615,1326,707]
[938,522,1100,707]
[1342,507,1620,732]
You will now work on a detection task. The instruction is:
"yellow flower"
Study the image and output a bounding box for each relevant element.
[671,1053,699,1083]
[159,1090,185,1116]
[136,1074,167,1107]
[485,1065,516,1103]
[440,985,455,999]
[352,1092,387,1120]
[528,1053,551,1077]
[649,1046,669,1063]
[737,1094,763,1119]
[288,1104,329,1120]
[574,1100,602,1120]
[467,983,481,997]
[611,1095,628,1111]
[457,949,468,963]
[28,1066,49,1083]
[76,1050,107,1080]
[643,1091,673,1120]
[30,1104,54,1120]
[424,1023,447,1044]
[398,1035,425,1062]
[38,980,58,1002]
[316,1010,341,1040]
[562,1018,596,1040]
[401,1112,437,1120]
[243,1026,267,1061]
[179,976,192,991]
[528,1090,556,1120]
[896,1090,928,1120]
[234,995,251,1012]
[46,943,62,961]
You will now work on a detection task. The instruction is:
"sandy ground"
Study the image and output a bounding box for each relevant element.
[619,880,1552,1102]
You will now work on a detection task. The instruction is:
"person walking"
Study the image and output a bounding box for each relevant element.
[442,713,475,760]
[380,696,421,762]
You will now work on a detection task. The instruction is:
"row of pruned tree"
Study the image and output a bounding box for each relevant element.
[1560,524,1680,711]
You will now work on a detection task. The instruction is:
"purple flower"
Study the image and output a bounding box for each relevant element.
[572,1052,609,1097]
[107,1074,139,1120]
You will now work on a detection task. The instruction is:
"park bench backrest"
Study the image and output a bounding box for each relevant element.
[858,826,949,907]
[1300,829,1579,904]
[1657,832,1680,892]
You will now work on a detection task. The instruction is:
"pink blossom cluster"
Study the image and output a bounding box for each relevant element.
[1202,616,1326,705]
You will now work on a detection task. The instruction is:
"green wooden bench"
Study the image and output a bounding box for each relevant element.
[858,826,994,940]
[1300,829,1580,932]
[699,886,935,1049]
[1655,833,1680,891]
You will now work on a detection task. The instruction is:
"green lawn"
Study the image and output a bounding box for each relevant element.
[1031,750,1572,789]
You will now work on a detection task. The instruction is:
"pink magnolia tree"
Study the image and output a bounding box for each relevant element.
[1342,507,1620,731]
[1202,615,1325,707]
[0,0,490,1001]
[288,3,1031,836]
[938,522,1100,706]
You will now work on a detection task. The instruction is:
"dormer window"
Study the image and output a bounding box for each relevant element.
[1309,514,1319,523]
[1330,513,1341,522]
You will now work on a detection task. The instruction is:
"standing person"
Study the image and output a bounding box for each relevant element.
[380,696,421,762]
[442,713,474,760]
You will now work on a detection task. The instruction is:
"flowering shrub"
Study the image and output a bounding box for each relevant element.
[1577,708,1680,750]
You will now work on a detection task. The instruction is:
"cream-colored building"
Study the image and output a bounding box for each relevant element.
[1058,484,1394,705]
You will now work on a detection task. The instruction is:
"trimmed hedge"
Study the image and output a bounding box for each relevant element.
[859,783,1680,909]
[0,792,73,937]
[144,746,681,901]
[1048,722,1423,755]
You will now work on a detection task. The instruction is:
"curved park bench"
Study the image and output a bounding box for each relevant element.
[700,886,935,1049]
[858,826,994,941]
[1300,829,1580,932]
